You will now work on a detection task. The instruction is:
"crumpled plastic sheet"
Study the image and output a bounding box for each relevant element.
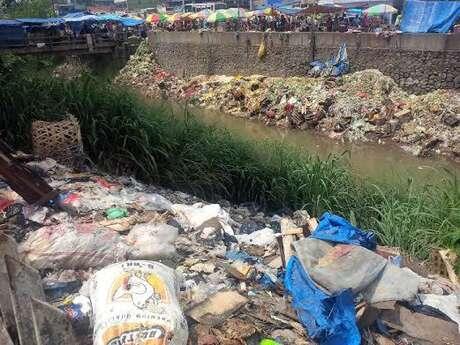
[309,43,349,77]
[284,256,361,345]
[311,212,376,250]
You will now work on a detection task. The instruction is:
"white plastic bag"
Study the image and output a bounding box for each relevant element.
[89,260,188,345]
[19,222,129,270]
[126,223,178,260]
[171,203,234,235]
[19,221,179,270]
[236,228,276,247]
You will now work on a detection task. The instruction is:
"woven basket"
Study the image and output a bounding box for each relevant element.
[31,115,83,166]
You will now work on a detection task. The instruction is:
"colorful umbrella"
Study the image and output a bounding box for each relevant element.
[245,9,264,18]
[157,13,169,23]
[167,13,183,23]
[364,4,397,16]
[225,8,247,18]
[181,12,194,20]
[206,9,233,23]
[146,14,160,23]
[246,7,277,18]
[190,9,211,20]
[263,7,277,16]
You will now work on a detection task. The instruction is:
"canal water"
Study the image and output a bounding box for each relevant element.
[165,102,460,184]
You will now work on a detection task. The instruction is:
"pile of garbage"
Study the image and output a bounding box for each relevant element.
[115,41,185,99]
[1,155,459,345]
[53,57,90,81]
[116,42,460,160]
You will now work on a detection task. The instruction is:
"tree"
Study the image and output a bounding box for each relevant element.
[1,0,55,18]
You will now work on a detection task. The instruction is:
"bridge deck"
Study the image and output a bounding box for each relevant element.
[0,34,129,56]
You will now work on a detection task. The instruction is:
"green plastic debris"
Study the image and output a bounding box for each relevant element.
[260,339,281,345]
[106,207,128,220]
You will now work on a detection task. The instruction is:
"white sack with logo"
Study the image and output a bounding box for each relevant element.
[88,260,188,345]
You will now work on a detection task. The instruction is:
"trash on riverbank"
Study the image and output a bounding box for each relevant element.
[309,43,349,78]
[1,155,459,345]
[115,41,460,161]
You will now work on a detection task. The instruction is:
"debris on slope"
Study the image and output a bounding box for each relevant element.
[1,155,459,345]
[116,42,460,161]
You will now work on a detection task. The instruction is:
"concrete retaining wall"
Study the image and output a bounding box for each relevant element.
[148,31,460,93]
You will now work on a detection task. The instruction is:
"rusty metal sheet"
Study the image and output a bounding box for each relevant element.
[30,297,78,345]
[5,255,45,345]
[0,233,19,332]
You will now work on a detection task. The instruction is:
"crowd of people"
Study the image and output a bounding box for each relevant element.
[25,21,147,44]
[153,13,396,33]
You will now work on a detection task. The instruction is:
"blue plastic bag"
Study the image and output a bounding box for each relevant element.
[311,212,376,250]
[284,256,361,345]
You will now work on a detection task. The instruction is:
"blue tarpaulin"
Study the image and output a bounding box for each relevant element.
[16,18,65,26]
[10,12,144,29]
[284,256,361,345]
[117,17,144,27]
[401,0,460,33]
[311,212,377,250]
[62,15,98,22]
[0,19,25,46]
[0,19,22,26]
[63,12,90,18]
[277,5,305,16]
[309,43,350,78]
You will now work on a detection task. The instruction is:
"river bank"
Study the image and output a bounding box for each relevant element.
[159,101,460,185]
[1,54,459,263]
[116,42,460,162]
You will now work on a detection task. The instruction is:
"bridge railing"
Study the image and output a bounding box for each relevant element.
[1,32,129,51]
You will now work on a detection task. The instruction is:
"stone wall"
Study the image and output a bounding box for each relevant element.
[148,31,460,93]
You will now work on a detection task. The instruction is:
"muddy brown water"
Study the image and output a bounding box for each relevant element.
[160,101,460,184]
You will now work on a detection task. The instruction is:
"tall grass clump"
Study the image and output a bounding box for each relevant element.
[0,55,459,261]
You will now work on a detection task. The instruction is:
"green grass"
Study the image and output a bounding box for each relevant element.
[0,55,459,263]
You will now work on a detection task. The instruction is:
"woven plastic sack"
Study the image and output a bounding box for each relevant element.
[89,260,188,345]
[31,115,83,166]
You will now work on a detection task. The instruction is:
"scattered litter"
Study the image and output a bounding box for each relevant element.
[187,290,249,326]
[380,304,460,344]
[125,222,178,260]
[1,155,457,344]
[18,222,130,269]
[309,43,349,77]
[105,207,128,219]
[416,294,460,331]
[236,227,276,247]
[172,203,234,235]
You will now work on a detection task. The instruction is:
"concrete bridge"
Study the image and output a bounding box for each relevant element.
[0,33,139,56]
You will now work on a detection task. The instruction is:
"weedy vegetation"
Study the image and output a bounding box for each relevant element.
[0,54,458,264]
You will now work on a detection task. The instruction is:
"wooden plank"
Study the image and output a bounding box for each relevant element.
[0,319,14,345]
[0,234,19,332]
[280,218,301,265]
[381,305,460,345]
[30,297,77,345]
[0,140,57,205]
[5,255,45,345]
